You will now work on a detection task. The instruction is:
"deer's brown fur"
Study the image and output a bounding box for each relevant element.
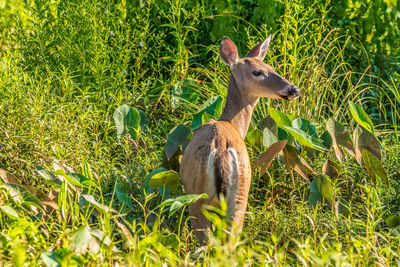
[180,36,300,245]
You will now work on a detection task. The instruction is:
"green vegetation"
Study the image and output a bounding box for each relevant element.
[1,0,399,265]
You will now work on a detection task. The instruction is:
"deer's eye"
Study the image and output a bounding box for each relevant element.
[252,70,262,76]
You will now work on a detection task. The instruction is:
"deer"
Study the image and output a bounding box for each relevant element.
[180,35,301,245]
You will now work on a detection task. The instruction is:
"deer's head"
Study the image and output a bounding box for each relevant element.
[219,36,300,100]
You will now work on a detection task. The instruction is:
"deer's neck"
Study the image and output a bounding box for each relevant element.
[219,75,259,139]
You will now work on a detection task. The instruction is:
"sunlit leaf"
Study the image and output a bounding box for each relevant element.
[148,170,180,192]
[35,167,61,188]
[41,252,60,267]
[292,117,318,138]
[70,224,95,254]
[268,107,292,127]
[0,205,19,219]
[349,101,374,133]
[282,126,326,151]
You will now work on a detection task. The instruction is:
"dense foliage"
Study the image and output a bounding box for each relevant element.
[0,0,399,265]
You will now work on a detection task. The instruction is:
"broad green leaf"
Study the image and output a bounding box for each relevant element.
[70,224,92,254]
[386,215,400,228]
[268,107,292,127]
[349,101,374,133]
[262,127,278,148]
[362,149,388,185]
[166,124,191,160]
[158,193,208,217]
[142,168,168,196]
[292,118,318,138]
[246,128,263,151]
[282,126,326,151]
[113,104,141,140]
[148,170,180,192]
[309,175,334,206]
[0,205,19,219]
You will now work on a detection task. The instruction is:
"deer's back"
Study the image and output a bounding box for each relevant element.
[180,119,251,204]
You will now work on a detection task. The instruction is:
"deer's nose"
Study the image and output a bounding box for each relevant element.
[289,86,301,97]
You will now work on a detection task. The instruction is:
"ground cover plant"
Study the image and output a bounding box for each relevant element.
[0,0,399,265]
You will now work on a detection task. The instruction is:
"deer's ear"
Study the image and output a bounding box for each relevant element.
[246,35,271,61]
[220,37,239,66]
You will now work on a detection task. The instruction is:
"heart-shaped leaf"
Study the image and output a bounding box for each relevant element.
[253,140,287,176]
[282,126,326,151]
[326,118,355,162]
[292,117,318,138]
[283,145,315,181]
[166,124,191,160]
[113,104,141,140]
[70,224,94,254]
[362,149,388,185]
[349,101,374,134]
[355,127,381,163]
